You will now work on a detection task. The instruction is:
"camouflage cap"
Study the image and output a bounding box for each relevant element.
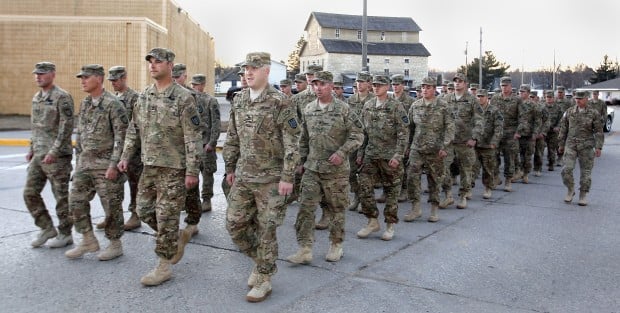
[305,64,323,75]
[32,62,56,74]
[447,82,455,89]
[415,85,422,91]
[530,90,538,97]
[191,74,206,85]
[421,76,437,86]
[442,80,450,86]
[294,74,307,83]
[279,79,292,86]
[574,90,587,99]
[556,86,566,92]
[519,84,531,92]
[76,64,105,78]
[245,52,271,68]
[476,89,489,97]
[545,90,554,97]
[453,73,466,82]
[172,63,187,77]
[145,47,175,62]
[237,65,245,76]
[356,71,372,82]
[311,71,333,83]
[500,76,512,85]
[333,80,344,87]
[372,75,390,85]
[391,74,405,84]
[592,90,599,94]
[107,65,126,80]
[469,83,479,89]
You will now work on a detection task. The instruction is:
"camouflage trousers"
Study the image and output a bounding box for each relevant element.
[407,150,445,204]
[138,166,186,260]
[288,171,303,205]
[69,168,125,240]
[295,170,348,246]
[475,147,497,188]
[496,135,519,179]
[348,150,361,196]
[184,151,217,226]
[226,180,286,275]
[561,147,595,192]
[518,136,536,175]
[125,158,143,214]
[533,137,546,172]
[358,159,402,223]
[442,144,475,196]
[545,131,559,166]
[24,154,72,235]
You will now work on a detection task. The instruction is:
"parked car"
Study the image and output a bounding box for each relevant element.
[605,106,614,132]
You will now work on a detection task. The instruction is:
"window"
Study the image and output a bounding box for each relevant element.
[404,69,409,76]
[357,30,362,40]
[402,32,407,41]
[335,28,340,38]
[404,58,410,64]
[384,68,390,75]
[381,31,385,41]
[367,58,370,64]
[384,58,390,64]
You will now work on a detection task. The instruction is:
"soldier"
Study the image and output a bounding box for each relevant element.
[440,80,450,97]
[469,83,479,95]
[555,86,572,166]
[25,62,75,248]
[475,89,504,199]
[512,84,539,184]
[543,90,562,170]
[65,64,128,261]
[118,48,202,285]
[105,66,142,231]
[390,74,415,202]
[222,68,248,199]
[403,77,455,223]
[440,73,483,209]
[532,90,549,177]
[446,82,455,98]
[223,52,300,302]
[333,79,346,101]
[294,73,308,94]
[356,75,409,240]
[588,90,607,126]
[346,71,374,211]
[279,79,293,98]
[558,91,604,206]
[287,71,362,264]
[172,63,188,86]
[490,77,529,192]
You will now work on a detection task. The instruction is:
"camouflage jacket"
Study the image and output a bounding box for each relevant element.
[196,92,221,147]
[476,103,504,148]
[536,102,550,136]
[588,99,607,125]
[224,86,300,183]
[292,88,317,121]
[559,105,604,151]
[116,88,139,122]
[521,99,542,137]
[358,97,410,162]
[75,89,128,170]
[555,97,573,113]
[30,85,74,157]
[347,92,375,123]
[444,92,484,144]
[545,102,563,132]
[392,92,415,112]
[408,97,455,153]
[121,83,202,176]
[490,93,529,137]
[299,98,363,174]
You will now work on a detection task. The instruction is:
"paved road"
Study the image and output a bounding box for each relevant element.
[0,129,619,313]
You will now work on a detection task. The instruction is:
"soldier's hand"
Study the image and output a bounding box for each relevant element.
[42,154,56,164]
[388,159,400,168]
[105,166,119,180]
[328,153,343,166]
[490,144,496,149]
[204,144,214,153]
[466,139,477,148]
[295,165,304,174]
[595,148,602,157]
[514,133,521,140]
[553,127,559,133]
[117,160,129,173]
[356,157,363,165]
[438,149,448,159]
[185,175,199,189]
[558,147,564,154]
[25,151,33,162]
[278,181,293,196]
[226,172,235,186]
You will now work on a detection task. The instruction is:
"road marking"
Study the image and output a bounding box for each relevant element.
[0,153,27,159]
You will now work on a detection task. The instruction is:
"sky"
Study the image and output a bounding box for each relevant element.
[174,0,620,72]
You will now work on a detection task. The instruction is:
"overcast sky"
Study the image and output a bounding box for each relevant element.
[174,0,619,72]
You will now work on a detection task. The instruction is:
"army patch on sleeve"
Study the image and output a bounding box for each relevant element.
[191,115,200,126]
[402,115,409,124]
[62,106,73,117]
[288,118,298,129]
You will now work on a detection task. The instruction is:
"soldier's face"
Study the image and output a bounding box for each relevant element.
[109,76,126,92]
[392,83,404,94]
[453,79,466,92]
[593,92,599,99]
[557,91,565,99]
[421,84,436,99]
[80,75,102,94]
[192,83,205,93]
[313,81,333,102]
[148,59,172,80]
[174,73,187,85]
[372,83,389,97]
[280,85,291,94]
[356,81,369,93]
[576,97,587,108]
[500,84,511,95]
[244,65,269,89]
[333,86,343,96]
[519,90,529,100]
[477,95,488,105]
[35,72,55,89]
[295,81,307,92]
[545,96,555,104]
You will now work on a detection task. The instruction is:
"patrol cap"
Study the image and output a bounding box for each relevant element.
[545,90,554,97]
[453,73,466,82]
[442,80,450,86]
[107,66,127,80]
[447,82,455,89]
[294,74,307,83]
[305,64,323,75]
[556,86,566,92]
[391,74,405,84]
[415,85,422,92]
[574,90,587,99]
[470,83,479,89]
[592,90,599,94]
[32,62,56,74]
[191,74,206,85]
[476,89,489,97]
[530,90,538,97]
[500,76,512,85]
[311,71,333,83]
[245,52,271,68]
[519,84,531,92]
[172,63,186,78]
[279,79,292,86]
[421,76,437,86]
[372,75,390,85]
[356,71,372,82]
[145,47,175,62]
[76,64,105,78]
[237,65,245,76]
[333,79,344,87]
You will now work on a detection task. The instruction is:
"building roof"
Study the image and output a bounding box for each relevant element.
[319,39,430,57]
[306,11,422,32]
[578,77,620,91]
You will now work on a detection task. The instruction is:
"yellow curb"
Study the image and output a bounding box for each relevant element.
[0,139,31,146]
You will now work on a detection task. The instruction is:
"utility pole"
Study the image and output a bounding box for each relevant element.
[464,41,468,77]
[361,0,368,71]
[552,50,556,90]
[479,27,483,88]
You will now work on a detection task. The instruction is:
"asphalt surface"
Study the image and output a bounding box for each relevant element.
[0,126,619,313]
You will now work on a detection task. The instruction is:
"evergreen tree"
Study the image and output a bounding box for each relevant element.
[589,55,619,84]
[458,51,510,90]
[286,36,306,76]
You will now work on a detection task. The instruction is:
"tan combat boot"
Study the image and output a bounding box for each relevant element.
[141,257,172,286]
[522,174,529,184]
[246,274,272,302]
[504,179,512,192]
[465,190,473,200]
[482,187,492,199]
[286,246,313,264]
[247,265,259,288]
[494,175,503,188]
[534,170,542,177]
[381,223,395,241]
[512,171,523,182]
[347,195,360,211]
[356,218,380,238]
[184,224,199,237]
[65,231,100,259]
[564,187,575,203]
[170,229,191,264]
[31,227,58,248]
[201,199,212,212]
[315,211,329,230]
[48,233,73,248]
[95,220,107,230]
[325,242,343,262]
[97,239,123,261]
[403,202,421,222]
[578,191,588,206]
[428,204,439,222]
[123,213,141,231]
[398,188,408,202]
[438,190,454,209]
[456,195,467,209]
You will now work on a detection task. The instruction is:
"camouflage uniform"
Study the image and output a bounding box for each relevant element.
[533,101,550,172]
[346,88,374,200]
[295,97,362,246]
[358,96,409,223]
[475,97,504,189]
[392,89,415,196]
[70,89,128,240]
[558,104,604,193]
[24,84,74,235]
[115,87,141,215]
[517,95,541,178]
[290,87,317,202]
[121,82,202,259]
[407,96,455,204]
[588,98,607,126]
[180,85,204,225]
[556,97,573,114]
[490,92,529,181]
[224,86,300,276]
[545,99,563,168]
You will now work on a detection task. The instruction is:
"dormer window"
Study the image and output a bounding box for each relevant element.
[335,28,340,38]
